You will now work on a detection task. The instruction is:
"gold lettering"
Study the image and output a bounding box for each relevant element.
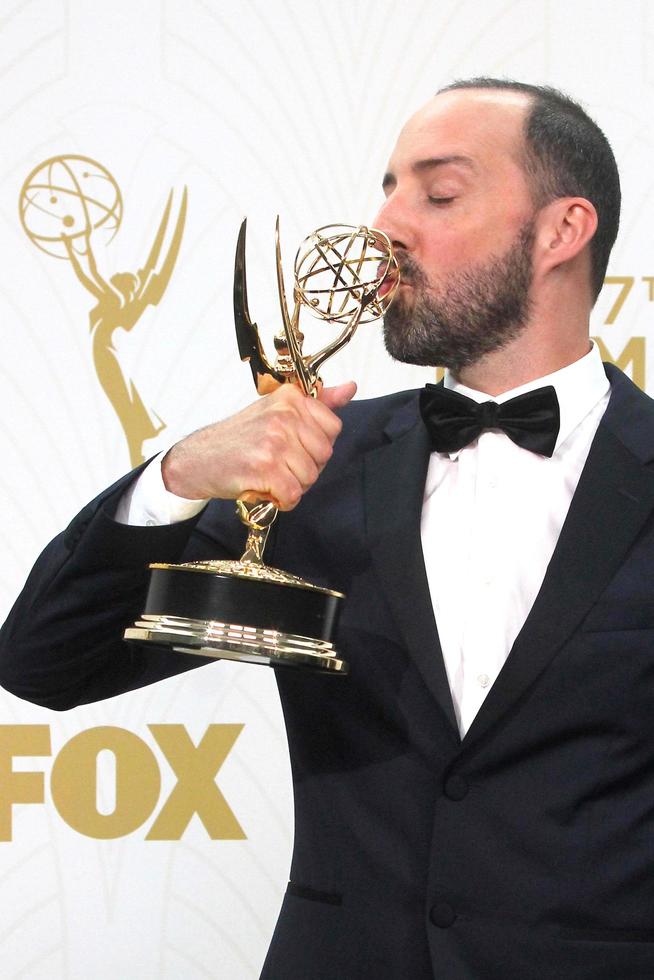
[603,276,634,325]
[592,336,646,390]
[51,727,160,839]
[0,725,51,841]
[146,724,245,841]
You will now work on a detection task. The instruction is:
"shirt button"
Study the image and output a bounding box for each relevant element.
[477,673,490,688]
[430,902,457,928]
[443,775,469,801]
[145,519,156,527]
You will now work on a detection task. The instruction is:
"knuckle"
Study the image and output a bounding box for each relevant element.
[303,462,319,489]
[331,413,343,435]
[255,441,294,475]
[279,486,302,511]
[262,422,288,451]
[318,442,334,466]
[253,446,277,475]
[313,401,341,436]
[277,383,302,406]
[268,405,298,435]
[287,486,303,507]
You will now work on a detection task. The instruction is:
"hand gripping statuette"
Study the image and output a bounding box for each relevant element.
[125,219,399,672]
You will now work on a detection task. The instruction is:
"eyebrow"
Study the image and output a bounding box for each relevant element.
[382,155,476,190]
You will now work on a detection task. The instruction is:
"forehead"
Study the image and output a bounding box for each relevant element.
[388,89,531,174]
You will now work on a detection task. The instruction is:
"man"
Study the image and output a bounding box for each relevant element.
[2,79,653,979]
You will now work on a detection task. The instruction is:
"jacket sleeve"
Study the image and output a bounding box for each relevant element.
[0,466,226,711]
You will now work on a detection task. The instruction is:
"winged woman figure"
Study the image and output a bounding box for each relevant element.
[63,187,188,466]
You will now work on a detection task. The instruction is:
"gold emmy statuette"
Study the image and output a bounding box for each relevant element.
[19,155,187,467]
[124,219,399,672]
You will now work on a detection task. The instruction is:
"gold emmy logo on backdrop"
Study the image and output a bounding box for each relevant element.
[18,155,187,465]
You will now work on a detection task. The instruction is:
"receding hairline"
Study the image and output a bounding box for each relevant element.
[415,86,536,176]
[431,78,621,300]
[435,84,534,112]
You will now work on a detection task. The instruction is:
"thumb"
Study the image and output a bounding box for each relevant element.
[319,381,357,410]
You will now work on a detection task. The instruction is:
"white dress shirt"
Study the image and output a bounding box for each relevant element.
[117,343,611,737]
[115,450,207,527]
[421,343,610,735]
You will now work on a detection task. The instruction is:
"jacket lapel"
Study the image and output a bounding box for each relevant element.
[363,404,460,739]
[460,368,654,755]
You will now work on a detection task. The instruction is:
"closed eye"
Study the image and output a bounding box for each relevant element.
[428,196,455,205]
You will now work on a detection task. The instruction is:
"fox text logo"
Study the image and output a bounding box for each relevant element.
[0,724,244,841]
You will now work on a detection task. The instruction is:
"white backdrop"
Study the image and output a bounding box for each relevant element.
[1,1,653,977]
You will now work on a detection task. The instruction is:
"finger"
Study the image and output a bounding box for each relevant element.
[246,434,318,509]
[264,384,340,447]
[295,416,335,469]
[302,392,348,442]
[273,461,308,511]
[278,441,321,493]
[319,381,357,410]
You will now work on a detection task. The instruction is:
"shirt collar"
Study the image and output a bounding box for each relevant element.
[442,341,610,456]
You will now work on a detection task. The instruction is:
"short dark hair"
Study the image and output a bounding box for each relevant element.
[438,78,621,300]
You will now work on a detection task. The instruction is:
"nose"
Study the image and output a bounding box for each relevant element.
[372,192,414,253]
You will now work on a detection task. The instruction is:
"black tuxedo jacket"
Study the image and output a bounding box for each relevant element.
[4,363,654,979]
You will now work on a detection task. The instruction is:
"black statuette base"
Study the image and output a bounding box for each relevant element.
[124,563,348,673]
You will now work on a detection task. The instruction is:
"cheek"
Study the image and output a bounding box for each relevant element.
[419,233,478,280]
[421,209,526,275]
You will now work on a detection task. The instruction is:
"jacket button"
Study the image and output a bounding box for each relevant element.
[430,902,457,928]
[443,774,468,800]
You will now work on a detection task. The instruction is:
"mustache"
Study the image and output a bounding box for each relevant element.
[395,253,427,286]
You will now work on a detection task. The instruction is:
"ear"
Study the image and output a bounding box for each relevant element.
[535,196,598,275]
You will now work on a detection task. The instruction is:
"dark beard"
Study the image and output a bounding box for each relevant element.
[383,220,535,374]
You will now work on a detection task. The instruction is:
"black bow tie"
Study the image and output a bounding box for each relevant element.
[419,383,560,457]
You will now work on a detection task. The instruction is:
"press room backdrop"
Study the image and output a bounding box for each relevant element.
[1,0,652,976]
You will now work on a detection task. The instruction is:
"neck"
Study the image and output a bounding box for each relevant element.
[456,339,592,396]
[454,288,593,396]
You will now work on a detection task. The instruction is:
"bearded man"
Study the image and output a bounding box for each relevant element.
[5,80,654,980]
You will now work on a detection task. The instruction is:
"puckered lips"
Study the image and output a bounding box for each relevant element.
[378,265,402,299]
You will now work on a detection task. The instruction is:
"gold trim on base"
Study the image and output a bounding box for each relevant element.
[124,614,348,672]
[149,560,344,597]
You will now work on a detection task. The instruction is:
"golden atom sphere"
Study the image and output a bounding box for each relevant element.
[19,155,123,259]
[294,224,399,325]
